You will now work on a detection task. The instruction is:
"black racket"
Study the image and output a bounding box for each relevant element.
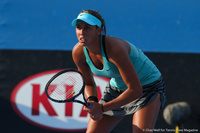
[45,68,92,109]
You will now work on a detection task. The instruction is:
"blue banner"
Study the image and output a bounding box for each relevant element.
[0,0,200,53]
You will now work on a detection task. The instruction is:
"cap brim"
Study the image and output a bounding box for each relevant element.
[71,19,78,26]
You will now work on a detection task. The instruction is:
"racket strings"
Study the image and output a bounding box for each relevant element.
[47,72,84,101]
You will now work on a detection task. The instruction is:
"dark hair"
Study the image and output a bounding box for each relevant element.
[80,10,106,35]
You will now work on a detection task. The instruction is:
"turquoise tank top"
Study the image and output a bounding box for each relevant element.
[83,36,161,91]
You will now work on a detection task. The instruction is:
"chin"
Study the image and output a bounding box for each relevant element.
[79,42,86,46]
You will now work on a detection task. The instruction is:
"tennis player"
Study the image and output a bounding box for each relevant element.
[71,10,166,133]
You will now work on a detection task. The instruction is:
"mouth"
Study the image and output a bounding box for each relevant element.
[80,37,86,43]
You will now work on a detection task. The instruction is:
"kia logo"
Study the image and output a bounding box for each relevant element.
[10,70,109,132]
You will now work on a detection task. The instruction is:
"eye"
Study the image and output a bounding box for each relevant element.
[76,25,81,30]
[85,26,91,29]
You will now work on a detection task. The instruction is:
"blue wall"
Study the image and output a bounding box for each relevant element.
[0,0,200,53]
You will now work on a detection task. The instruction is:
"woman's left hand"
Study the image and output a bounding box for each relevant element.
[84,101,103,116]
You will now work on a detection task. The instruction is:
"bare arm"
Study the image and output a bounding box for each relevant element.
[84,37,143,116]
[103,38,143,112]
[72,43,97,98]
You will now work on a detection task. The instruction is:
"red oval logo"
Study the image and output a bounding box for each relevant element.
[10,70,109,132]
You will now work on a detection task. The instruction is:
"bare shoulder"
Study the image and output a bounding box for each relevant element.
[104,36,130,61]
[72,42,86,65]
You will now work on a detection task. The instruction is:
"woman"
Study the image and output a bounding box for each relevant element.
[71,10,166,133]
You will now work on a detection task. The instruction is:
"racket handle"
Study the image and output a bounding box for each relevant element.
[86,103,92,109]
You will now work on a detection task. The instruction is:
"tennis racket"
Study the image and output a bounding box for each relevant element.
[45,68,92,109]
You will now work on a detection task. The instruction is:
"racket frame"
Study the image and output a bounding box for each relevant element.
[45,68,89,107]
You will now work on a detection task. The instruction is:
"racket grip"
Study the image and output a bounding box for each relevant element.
[86,103,92,109]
